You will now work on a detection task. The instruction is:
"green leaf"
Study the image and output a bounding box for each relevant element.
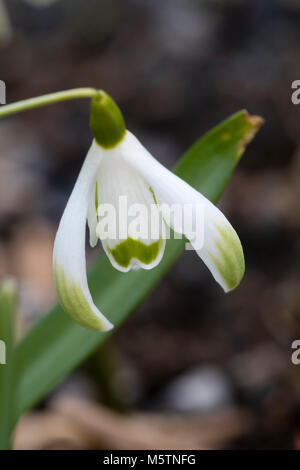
[0,279,17,449]
[14,110,263,422]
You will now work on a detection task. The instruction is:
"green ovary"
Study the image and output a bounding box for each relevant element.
[209,224,245,291]
[54,263,107,331]
[108,237,163,269]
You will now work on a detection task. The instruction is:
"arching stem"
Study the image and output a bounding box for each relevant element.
[0,87,100,118]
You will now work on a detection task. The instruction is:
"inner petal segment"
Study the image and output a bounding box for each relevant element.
[95,153,165,272]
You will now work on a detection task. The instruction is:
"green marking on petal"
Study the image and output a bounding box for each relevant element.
[149,186,158,205]
[108,237,163,269]
[54,263,108,331]
[208,224,245,292]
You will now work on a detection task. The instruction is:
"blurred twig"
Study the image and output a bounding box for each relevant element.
[14,395,254,450]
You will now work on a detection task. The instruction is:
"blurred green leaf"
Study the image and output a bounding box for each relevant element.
[14,110,263,422]
[0,279,17,449]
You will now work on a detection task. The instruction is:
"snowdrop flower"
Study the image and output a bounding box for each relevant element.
[53,92,244,331]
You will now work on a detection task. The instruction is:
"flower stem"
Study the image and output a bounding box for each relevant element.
[0,87,100,118]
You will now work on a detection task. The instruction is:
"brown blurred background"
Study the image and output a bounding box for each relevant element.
[1,0,300,450]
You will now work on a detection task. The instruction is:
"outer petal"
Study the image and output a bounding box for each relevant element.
[121,131,245,292]
[53,140,113,331]
[95,149,165,272]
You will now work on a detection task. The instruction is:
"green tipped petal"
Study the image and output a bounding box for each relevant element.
[54,265,109,331]
[107,237,164,270]
[95,147,166,273]
[208,224,245,292]
[53,141,113,331]
[122,131,245,292]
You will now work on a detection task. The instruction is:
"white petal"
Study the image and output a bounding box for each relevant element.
[121,131,244,292]
[53,140,113,331]
[95,148,165,272]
